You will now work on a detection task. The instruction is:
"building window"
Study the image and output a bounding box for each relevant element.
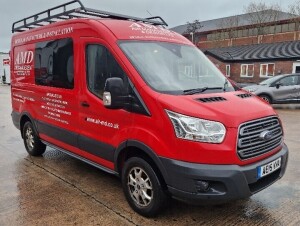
[241,64,254,77]
[224,32,229,39]
[248,28,254,36]
[220,32,225,40]
[35,38,74,89]
[269,26,275,34]
[242,29,249,37]
[263,26,269,35]
[288,23,296,32]
[207,34,213,41]
[275,25,282,33]
[233,30,238,38]
[226,65,230,77]
[211,33,216,40]
[282,24,289,33]
[260,63,275,77]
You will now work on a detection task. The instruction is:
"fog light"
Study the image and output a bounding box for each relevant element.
[195,180,210,192]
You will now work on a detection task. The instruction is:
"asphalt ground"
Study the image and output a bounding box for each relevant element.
[0,84,299,225]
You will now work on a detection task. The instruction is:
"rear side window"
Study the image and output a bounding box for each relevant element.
[86,44,128,99]
[34,38,74,89]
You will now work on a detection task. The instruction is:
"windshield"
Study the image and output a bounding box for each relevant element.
[259,75,283,85]
[119,41,235,94]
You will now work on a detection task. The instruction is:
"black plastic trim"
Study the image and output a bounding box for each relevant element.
[114,140,169,183]
[18,112,40,139]
[37,120,78,147]
[43,140,117,175]
[160,144,288,204]
[78,135,115,162]
[37,120,115,162]
[11,111,21,130]
[129,80,151,116]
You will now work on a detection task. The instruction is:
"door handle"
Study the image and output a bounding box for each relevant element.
[81,101,90,107]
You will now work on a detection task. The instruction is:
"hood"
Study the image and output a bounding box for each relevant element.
[158,90,276,128]
[243,84,267,92]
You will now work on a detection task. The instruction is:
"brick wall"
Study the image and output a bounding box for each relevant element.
[206,55,294,83]
[199,31,298,49]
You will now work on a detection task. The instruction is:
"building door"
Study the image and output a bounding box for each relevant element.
[292,62,300,73]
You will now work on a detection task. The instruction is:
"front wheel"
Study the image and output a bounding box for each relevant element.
[23,121,46,156]
[258,94,272,104]
[122,157,169,217]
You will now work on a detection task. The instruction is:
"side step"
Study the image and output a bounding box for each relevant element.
[42,140,118,176]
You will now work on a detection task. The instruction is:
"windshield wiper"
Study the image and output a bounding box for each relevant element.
[183,87,223,95]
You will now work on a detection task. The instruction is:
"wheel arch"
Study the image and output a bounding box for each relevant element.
[114,140,170,189]
[257,93,273,103]
[19,112,38,138]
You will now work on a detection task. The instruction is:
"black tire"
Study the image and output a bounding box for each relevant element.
[22,121,46,156]
[259,94,272,104]
[122,157,169,217]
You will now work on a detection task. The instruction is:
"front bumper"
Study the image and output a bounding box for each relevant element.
[160,144,288,204]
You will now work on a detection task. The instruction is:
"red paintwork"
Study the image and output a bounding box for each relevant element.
[11,18,282,169]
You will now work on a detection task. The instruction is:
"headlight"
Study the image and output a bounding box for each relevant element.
[244,87,258,92]
[166,110,226,143]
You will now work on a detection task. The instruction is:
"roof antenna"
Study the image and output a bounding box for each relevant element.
[147,10,153,17]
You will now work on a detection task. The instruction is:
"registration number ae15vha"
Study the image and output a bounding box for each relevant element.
[258,158,281,179]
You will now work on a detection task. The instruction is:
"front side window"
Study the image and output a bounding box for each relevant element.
[86,44,128,99]
[241,64,254,77]
[119,41,234,94]
[279,76,299,86]
[260,63,275,77]
[35,38,74,89]
[260,75,284,85]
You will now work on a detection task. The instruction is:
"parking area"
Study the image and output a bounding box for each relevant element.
[0,84,299,226]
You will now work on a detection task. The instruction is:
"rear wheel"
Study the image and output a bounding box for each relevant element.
[259,94,272,104]
[122,157,169,217]
[23,121,46,156]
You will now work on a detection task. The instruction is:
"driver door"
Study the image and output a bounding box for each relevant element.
[78,38,132,168]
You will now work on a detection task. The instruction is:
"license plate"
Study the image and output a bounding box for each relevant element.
[257,158,281,179]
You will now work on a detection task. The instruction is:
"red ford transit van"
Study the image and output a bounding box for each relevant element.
[11,0,288,217]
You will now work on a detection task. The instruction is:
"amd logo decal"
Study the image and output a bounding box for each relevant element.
[130,23,158,30]
[15,51,34,65]
[129,22,176,37]
[14,50,34,76]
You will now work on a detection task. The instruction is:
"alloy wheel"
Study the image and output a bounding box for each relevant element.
[127,167,153,207]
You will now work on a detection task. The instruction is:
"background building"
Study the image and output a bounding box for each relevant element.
[172,10,300,83]
[0,52,10,84]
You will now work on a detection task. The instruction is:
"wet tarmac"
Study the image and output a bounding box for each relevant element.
[0,84,299,225]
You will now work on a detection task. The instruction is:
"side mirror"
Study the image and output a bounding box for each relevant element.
[103,77,125,109]
[275,82,282,89]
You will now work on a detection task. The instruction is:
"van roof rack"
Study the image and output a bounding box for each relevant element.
[12,0,168,33]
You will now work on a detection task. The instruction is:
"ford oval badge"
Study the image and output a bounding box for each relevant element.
[259,130,273,141]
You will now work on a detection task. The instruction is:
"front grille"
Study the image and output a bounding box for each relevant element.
[237,116,283,160]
